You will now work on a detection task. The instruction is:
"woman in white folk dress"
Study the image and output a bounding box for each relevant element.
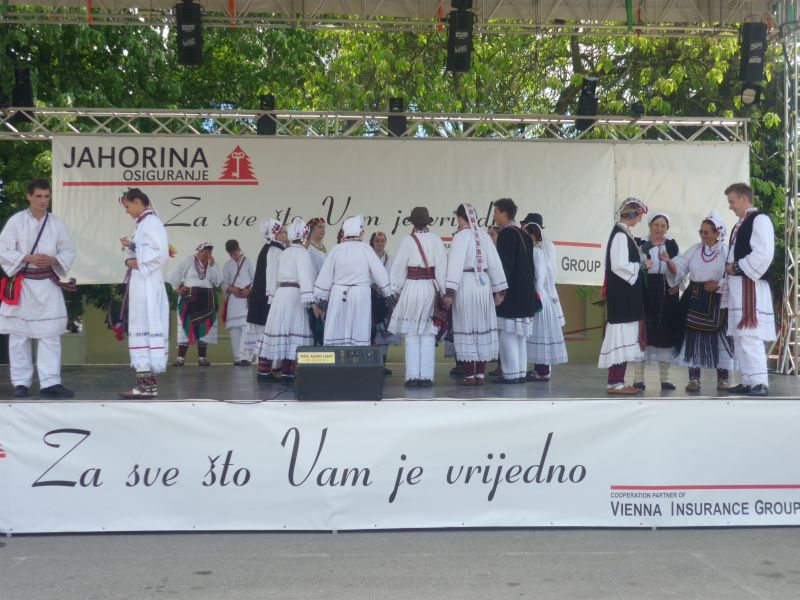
[259,217,320,383]
[443,203,508,385]
[118,188,170,399]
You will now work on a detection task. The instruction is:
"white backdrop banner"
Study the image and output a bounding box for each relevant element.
[2,400,799,533]
[51,136,748,285]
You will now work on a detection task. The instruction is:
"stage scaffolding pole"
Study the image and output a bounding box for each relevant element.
[776,1,800,375]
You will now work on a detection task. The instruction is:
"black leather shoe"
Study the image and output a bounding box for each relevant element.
[383,367,393,376]
[633,382,646,390]
[726,383,752,394]
[13,385,28,398]
[749,384,769,397]
[404,380,419,388]
[661,382,676,391]
[40,384,74,398]
[417,379,433,388]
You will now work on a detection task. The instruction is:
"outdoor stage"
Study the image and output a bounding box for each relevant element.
[2,364,800,534]
[2,363,798,402]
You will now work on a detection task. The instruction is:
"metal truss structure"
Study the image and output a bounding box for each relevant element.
[0,0,773,36]
[775,2,800,375]
[0,108,748,142]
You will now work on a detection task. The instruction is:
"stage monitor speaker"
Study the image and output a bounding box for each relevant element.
[739,22,767,83]
[12,68,33,107]
[11,67,33,125]
[388,97,406,137]
[446,9,474,73]
[257,94,276,135]
[176,1,203,66]
[575,76,598,132]
[295,346,384,401]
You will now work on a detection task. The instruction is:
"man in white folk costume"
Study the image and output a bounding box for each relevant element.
[260,217,320,382]
[118,188,170,399]
[314,215,393,347]
[0,179,76,398]
[222,239,255,366]
[443,203,508,385]
[389,207,448,387]
[722,182,776,396]
[167,242,222,366]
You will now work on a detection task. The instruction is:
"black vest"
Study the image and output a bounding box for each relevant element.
[731,211,770,281]
[247,241,284,325]
[605,225,645,324]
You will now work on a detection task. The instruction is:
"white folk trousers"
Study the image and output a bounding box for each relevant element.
[9,333,62,388]
[499,331,527,380]
[734,336,769,386]
[404,334,435,381]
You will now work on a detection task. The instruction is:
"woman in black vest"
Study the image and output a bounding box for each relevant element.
[598,198,651,394]
[632,212,681,390]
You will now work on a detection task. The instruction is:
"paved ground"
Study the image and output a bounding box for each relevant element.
[2,528,800,599]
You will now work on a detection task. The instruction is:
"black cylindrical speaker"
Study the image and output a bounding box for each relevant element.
[176,1,203,66]
[388,97,406,137]
[446,9,473,73]
[739,22,767,83]
[257,94,276,135]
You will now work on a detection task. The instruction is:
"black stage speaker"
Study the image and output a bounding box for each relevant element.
[575,76,599,132]
[388,97,406,137]
[295,346,384,401]
[446,9,474,73]
[176,0,203,66]
[739,22,767,83]
[257,94,276,135]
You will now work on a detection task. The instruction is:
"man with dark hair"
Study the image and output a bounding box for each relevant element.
[492,198,539,383]
[222,239,255,366]
[0,179,76,397]
[723,182,776,396]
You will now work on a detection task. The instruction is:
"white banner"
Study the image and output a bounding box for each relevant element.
[2,400,799,533]
[51,136,748,285]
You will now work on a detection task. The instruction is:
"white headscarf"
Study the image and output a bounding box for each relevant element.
[288,217,310,243]
[195,241,213,252]
[342,215,364,238]
[460,203,484,275]
[705,209,727,252]
[648,211,670,227]
[260,218,282,241]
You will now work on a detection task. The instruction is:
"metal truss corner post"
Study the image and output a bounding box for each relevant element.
[776,17,800,375]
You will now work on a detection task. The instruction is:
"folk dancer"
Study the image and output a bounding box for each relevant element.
[369,231,401,375]
[722,182,776,396]
[443,203,508,385]
[305,217,328,345]
[315,215,392,347]
[662,210,734,392]
[247,218,286,376]
[168,242,222,366]
[632,212,681,391]
[389,207,448,387]
[492,198,540,383]
[259,217,320,382]
[118,188,170,399]
[598,198,650,394]
[521,213,567,381]
[0,179,76,398]
[222,239,255,366]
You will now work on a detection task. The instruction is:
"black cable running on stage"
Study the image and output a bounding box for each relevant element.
[212,389,293,404]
